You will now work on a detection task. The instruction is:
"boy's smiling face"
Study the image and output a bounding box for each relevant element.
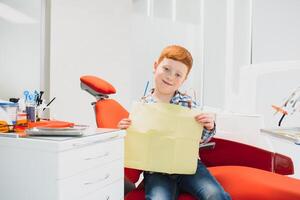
[153,58,188,97]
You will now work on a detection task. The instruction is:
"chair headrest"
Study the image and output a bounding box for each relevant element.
[80,75,116,95]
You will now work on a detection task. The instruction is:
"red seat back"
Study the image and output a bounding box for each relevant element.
[200,138,294,175]
[95,99,128,128]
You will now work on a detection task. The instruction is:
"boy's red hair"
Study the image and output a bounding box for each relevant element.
[157,45,193,75]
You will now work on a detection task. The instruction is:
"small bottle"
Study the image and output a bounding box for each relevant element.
[26,102,37,122]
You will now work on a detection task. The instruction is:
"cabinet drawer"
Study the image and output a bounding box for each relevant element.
[82,179,123,200]
[58,159,123,200]
[58,138,123,179]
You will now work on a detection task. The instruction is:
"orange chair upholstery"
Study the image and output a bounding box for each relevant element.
[124,166,300,200]
[94,99,128,128]
[80,75,116,96]
[80,75,300,200]
[209,166,300,200]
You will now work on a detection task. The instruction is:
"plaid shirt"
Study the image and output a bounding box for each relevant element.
[141,90,215,144]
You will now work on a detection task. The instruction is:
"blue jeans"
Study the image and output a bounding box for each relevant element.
[144,160,231,200]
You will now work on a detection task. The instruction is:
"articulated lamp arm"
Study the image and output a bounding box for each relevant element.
[272,87,300,126]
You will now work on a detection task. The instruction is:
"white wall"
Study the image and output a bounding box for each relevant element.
[252,0,300,63]
[202,0,227,108]
[50,0,132,126]
[203,0,252,110]
[0,0,41,100]
[203,0,300,128]
[130,0,203,104]
[234,0,300,128]
[2,0,299,129]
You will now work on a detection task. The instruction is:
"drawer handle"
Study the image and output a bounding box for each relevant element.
[72,135,120,147]
[84,152,110,160]
[84,174,110,185]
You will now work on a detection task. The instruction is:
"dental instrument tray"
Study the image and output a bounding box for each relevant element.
[25,125,89,136]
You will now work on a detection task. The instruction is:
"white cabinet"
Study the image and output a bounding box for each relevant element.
[0,129,125,200]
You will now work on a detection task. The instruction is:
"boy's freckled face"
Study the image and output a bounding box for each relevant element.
[153,58,188,95]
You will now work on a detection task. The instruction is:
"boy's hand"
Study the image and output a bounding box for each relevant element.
[118,118,132,130]
[195,113,215,131]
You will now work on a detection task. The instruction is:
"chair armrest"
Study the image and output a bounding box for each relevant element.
[200,138,294,175]
[200,138,273,171]
[199,142,216,150]
[274,153,294,175]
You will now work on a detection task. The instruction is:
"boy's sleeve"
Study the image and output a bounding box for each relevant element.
[191,100,216,144]
[201,123,216,144]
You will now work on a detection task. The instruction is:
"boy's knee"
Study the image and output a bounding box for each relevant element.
[206,192,230,200]
[145,190,171,200]
[146,185,178,200]
[195,186,231,200]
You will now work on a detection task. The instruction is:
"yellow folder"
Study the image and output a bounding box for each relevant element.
[125,102,203,174]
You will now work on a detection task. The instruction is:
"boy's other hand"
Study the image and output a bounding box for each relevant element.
[118,118,132,130]
[195,113,215,131]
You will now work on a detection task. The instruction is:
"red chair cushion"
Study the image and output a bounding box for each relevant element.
[125,167,143,183]
[95,99,128,128]
[274,153,294,175]
[80,75,116,94]
[201,138,274,171]
[125,166,300,200]
[200,138,294,175]
[209,166,300,200]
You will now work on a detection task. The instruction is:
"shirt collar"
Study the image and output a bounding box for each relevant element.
[170,90,182,104]
[143,89,184,103]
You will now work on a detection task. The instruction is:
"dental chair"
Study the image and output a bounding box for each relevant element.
[80,75,300,200]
